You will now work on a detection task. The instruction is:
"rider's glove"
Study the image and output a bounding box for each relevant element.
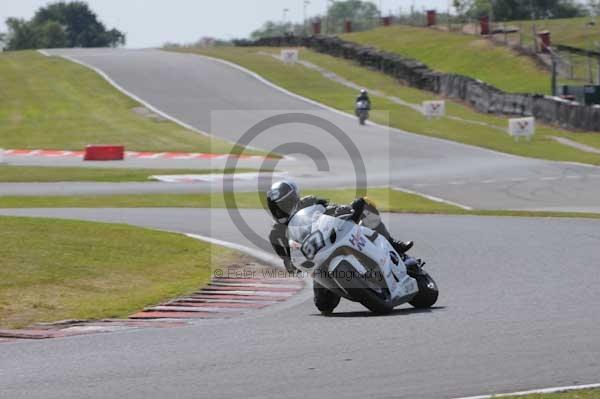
[350,197,366,223]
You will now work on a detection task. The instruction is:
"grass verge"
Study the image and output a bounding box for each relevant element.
[513,17,600,51]
[0,165,260,183]
[173,47,600,165]
[341,25,552,94]
[498,388,600,398]
[0,51,259,155]
[1,188,599,220]
[0,216,237,329]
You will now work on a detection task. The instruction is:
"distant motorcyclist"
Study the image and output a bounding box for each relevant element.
[267,180,413,273]
[356,89,371,110]
[355,89,371,125]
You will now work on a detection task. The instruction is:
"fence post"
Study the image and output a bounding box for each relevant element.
[312,20,321,35]
[532,24,538,53]
[426,10,437,27]
[589,51,594,83]
[551,53,558,96]
[480,16,490,35]
[518,22,523,47]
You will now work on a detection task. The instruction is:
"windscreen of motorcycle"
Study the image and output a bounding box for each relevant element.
[287,204,326,244]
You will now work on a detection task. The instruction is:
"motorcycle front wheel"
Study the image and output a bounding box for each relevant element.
[313,281,341,315]
[408,272,439,309]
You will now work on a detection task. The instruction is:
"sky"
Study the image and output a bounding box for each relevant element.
[1,0,452,48]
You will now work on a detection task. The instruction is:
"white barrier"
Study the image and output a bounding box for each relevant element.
[0,148,4,164]
[422,100,445,118]
[281,49,299,64]
[508,117,535,141]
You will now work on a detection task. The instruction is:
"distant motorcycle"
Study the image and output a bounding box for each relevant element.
[355,100,369,125]
[288,204,439,315]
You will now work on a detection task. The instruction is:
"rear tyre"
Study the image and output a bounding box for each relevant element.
[409,272,439,309]
[313,281,341,315]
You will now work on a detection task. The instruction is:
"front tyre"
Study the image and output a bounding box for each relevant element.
[409,272,439,309]
[314,281,341,315]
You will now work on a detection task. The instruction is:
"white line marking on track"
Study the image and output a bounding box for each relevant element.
[565,175,582,179]
[393,186,474,210]
[540,176,560,181]
[185,233,282,267]
[41,49,284,158]
[53,53,215,139]
[453,382,600,399]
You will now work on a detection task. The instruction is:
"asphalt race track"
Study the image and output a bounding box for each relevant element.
[0,208,599,398]
[2,48,600,212]
[1,48,600,399]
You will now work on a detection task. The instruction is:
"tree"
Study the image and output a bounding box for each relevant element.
[250,21,303,39]
[466,0,586,20]
[453,0,474,17]
[5,18,39,50]
[37,21,69,48]
[248,0,381,39]
[327,0,380,33]
[4,1,125,50]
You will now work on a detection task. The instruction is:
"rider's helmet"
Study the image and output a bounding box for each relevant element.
[360,89,368,96]
[267,180,300,224]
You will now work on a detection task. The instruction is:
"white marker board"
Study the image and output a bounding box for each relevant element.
[423,101,445,118]
[281,49,299,64]
[508,117,535,140]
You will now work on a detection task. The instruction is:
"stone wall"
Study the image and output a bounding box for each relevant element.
[234,35,600,132]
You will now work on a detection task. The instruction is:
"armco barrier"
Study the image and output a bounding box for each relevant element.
[234,35,600,132]
[84,145,125,161]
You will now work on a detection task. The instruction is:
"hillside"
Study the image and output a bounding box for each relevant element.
[0,51,246,153]
[341,25,553,94]
[511,16,600,50]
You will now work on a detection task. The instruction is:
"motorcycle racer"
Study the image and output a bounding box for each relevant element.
[267,180,413,273]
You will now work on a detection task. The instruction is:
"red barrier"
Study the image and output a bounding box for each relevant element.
[480,16,490,35]
[538,31,551,53]
[84,145,125,161]
[426,10,437,27]
[382,16,392,27]
[344,20,352,33]
[312,20,321,35]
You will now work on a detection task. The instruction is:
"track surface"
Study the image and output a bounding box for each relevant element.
[2,48,599,212]
[0,209,599,399]
[2,49,600,398]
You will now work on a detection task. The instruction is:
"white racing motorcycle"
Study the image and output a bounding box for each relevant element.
[288,204,439,314]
